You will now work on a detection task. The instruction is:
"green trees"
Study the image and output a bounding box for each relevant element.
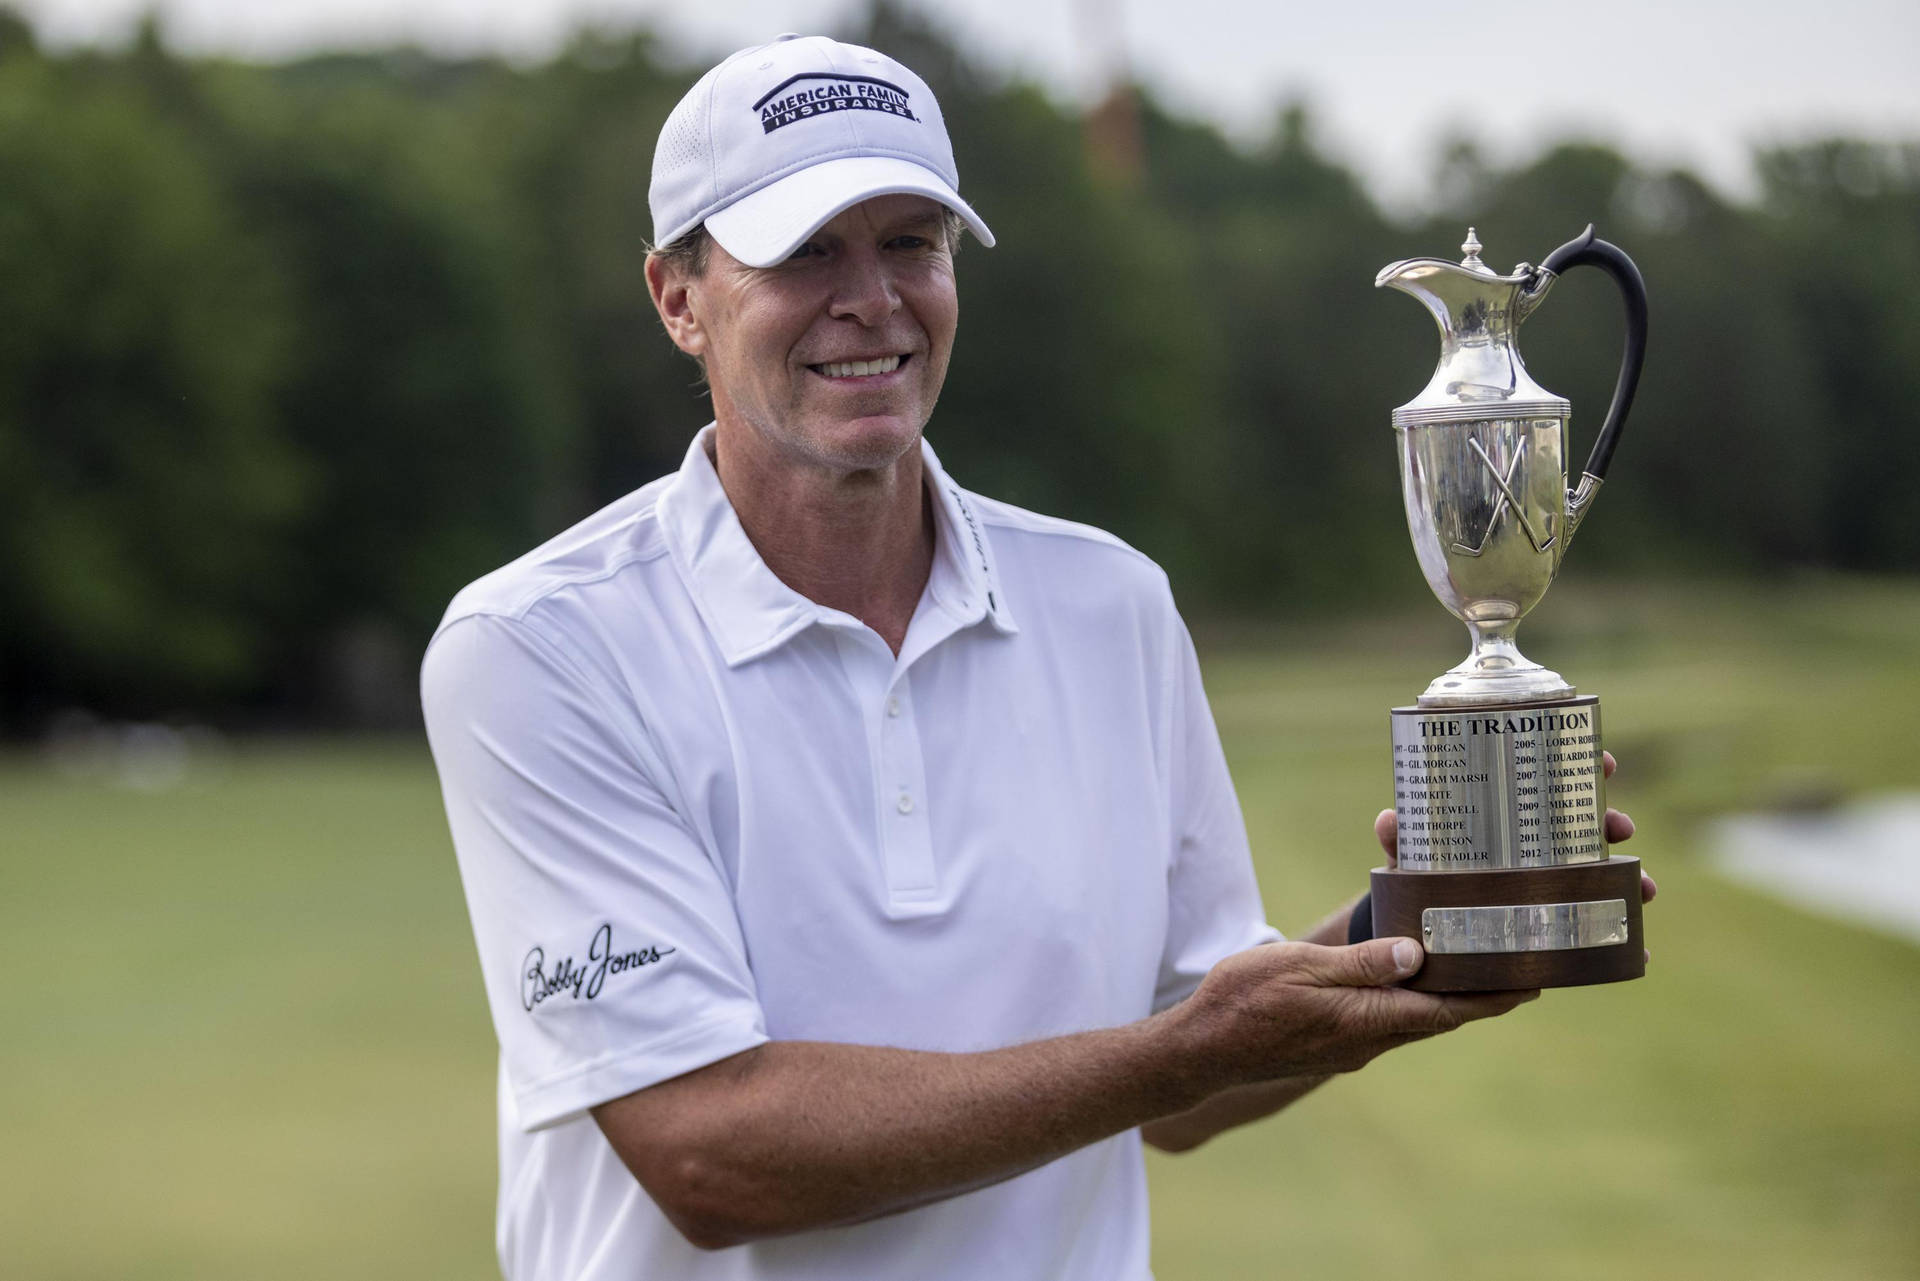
[0,17,1913,723]
[0,33,303,716]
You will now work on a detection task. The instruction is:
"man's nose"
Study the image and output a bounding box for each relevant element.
[827,249,901,327]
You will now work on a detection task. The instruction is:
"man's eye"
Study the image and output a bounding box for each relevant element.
[786,241,824,261]
[891,235,930,251]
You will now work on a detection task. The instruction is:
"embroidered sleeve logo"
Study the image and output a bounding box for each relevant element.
[520,923,677,1012]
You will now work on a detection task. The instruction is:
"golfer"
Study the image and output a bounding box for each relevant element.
[422,33,1643,1281]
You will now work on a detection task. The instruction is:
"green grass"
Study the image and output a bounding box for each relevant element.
[4,577,1917,1279]
[1,742,499,1280]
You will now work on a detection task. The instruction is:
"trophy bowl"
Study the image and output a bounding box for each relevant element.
[1399,412,1575,707]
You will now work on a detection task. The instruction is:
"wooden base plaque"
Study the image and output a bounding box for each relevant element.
[1370,856,1645,992]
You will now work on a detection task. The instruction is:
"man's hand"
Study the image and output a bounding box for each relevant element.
[1169,935,1536,1091]
[1372,750,1657,908]
[1141,932,1535,1153]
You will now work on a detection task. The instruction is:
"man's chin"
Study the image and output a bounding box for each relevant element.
[799,415,927,475]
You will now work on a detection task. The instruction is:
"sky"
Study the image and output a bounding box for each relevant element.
[14,0,1920,209]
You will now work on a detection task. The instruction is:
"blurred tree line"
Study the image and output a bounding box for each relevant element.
[0,5,1915,729]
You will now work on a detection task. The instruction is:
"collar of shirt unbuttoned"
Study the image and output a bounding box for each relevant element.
[654,426,1017,668]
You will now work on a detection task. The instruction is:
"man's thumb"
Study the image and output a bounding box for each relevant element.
[1309,936,1424,987]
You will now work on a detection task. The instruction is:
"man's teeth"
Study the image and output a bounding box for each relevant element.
[816,355,902,378]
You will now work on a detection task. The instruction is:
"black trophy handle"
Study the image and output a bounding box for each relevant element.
[1537,225,1648,481]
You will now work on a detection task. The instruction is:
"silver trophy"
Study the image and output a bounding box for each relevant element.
[1368,227,1650,991]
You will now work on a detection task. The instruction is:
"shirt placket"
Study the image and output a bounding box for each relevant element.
[834,630,940,911]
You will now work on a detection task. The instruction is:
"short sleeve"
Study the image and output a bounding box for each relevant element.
[422,613,768,1131]
[1153,604,1283,1012]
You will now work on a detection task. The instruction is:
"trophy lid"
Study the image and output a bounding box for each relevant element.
[1377,229,1568,428]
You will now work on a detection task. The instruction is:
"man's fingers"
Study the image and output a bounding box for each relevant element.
[1605,808,1635,843]
[1434,988,1541,1023]
[1641,872,1657,903]
[1374,809,1397,862]
[1351,984,1541,1042]
[1602,750,1617,779]
[1295,936,1423,988]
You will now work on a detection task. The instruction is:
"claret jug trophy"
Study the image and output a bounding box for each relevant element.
[1369,226,1649,991]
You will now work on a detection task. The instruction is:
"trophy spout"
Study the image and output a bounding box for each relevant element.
[1378,231,1567,424]
[1375,258,1471,344]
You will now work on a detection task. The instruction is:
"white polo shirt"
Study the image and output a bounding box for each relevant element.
[422,426,1278,1281]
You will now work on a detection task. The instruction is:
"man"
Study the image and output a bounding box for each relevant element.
[422,33,1646,1281]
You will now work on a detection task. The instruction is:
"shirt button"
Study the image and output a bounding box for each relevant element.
[896,792,914,815]
[886,696,901,717]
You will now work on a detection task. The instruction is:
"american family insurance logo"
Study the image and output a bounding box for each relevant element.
[756,74,920,134]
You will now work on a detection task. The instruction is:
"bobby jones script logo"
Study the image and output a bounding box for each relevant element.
[521,923,676,1012]
[755,73,920,134]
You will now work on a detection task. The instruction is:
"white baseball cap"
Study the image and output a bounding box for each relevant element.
[649,34,995,268]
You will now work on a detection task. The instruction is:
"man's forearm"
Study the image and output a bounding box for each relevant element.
[595,934,1519,1249]
[595,1008,1217,1248]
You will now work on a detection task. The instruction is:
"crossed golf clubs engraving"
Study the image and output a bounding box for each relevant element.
[1451,437,1556,557]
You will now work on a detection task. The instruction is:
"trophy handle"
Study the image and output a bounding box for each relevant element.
[1530,226,1649,542]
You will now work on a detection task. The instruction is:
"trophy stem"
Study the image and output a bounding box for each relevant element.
[1418,616,1575,707]
[1466,616,1527,670]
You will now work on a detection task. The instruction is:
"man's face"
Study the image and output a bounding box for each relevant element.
[656,194,959,475]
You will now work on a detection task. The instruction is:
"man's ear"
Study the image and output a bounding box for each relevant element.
[646,254,706,358]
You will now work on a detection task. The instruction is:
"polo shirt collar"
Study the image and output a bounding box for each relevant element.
[656,425,1017,667]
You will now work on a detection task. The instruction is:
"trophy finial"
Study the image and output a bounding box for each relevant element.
[1460,227,1491,273]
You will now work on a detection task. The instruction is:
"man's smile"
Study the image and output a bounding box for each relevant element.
[808,354,910,380]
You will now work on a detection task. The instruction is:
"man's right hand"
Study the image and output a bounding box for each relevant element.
[1169,937,1537,1093]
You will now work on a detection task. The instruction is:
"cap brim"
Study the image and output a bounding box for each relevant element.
[705,155,995,269]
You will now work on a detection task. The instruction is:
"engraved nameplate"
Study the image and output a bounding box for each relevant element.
[1390,696,1605,870]
[1423,899,1629,954]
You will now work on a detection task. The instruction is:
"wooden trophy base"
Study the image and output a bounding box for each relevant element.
[1370,856,1645,992]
